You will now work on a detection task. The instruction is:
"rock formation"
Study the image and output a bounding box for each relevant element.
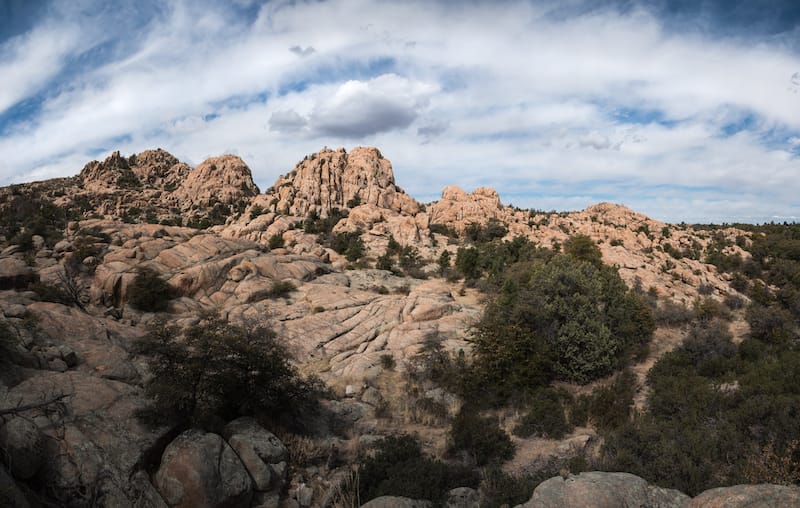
[264,146,419,218]
[0,145,771,507]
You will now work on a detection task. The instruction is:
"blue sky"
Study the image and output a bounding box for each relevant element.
[1,0,799,223]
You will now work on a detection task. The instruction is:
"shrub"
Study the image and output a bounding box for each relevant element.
[127,267,174,312]
[438,250,451,275]
[479,467,541,508]
[268,280,295,298]
[357,435,479,504]
[268,234,285,249]
[448,406,515,466]
[328,230,365,262]
[513,388,573,439]
[135,313,322,429]
[376,252,393,271]
[471,253,654,395]
[564,234,602,268]
[249,204,264,220]
[693,297,731,322]
[583,369,636,430]
[654,300,694,327]
[746,304,796,345]
[380,354,396,370]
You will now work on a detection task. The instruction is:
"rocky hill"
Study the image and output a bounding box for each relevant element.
[1,147,795,507]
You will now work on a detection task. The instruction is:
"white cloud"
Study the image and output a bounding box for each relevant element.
[0,22,80,113]
[0,0,799,223]
[309,74,437,138]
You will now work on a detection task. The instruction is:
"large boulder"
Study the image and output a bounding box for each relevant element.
[154,429,252,508]
[222,417,288,492]
[516,472,689,508]
[688,484,800,507]
[0,257,36,290]
[173,155,259,209]
[361,496,431,508]
[0,416,45,479]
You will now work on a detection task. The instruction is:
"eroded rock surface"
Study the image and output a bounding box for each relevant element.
[155,429,253,508]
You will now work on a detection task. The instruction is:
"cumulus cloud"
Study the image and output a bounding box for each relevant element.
[269,109,308,132]
[309,74,437,138]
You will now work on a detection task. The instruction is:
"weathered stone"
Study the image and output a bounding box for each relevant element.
[516,472,690,508]
[0,258,36,290]
[154,429,252,508]
[447,487,480,508]
[688,484,800,507]
[0,417,46,479]
[0,465,31,508]
[361,496,432,508]
[296,483,314,507]
[222,417,287,492]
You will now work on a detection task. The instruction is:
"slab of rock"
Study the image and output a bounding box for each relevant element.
[688,484,800,507]
[516,472,689,508]
[361,496,431,508]
[155,429,252,508]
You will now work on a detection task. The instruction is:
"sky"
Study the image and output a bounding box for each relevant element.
[1,0,799,224]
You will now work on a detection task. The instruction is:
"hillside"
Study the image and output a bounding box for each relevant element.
[1,147,798,507]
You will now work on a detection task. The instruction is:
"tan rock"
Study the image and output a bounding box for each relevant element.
[263,147,419,218]
[173,154,259,209]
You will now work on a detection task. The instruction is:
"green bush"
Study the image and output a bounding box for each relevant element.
[268,234,285,249]
[268,280,295,298]
[448,406,515,466]
[357,435,479,504]
[479,467,541,508]
[471,252,654,396]
[582,369,636,431]
[513,388,573,439]
[135,313,322,429]
[127,267,175,312]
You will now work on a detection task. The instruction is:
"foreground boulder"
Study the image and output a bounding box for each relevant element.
[516,472,690,508]
[154,429,253,508]
[687,484,800,507]
[515,472,800,508]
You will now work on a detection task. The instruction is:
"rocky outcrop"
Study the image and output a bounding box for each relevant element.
[129,148,192,190]
[264,147,419,217]
[173,155,259,208]
[79,151,142,191]
[428,186,504,233]
[154,429,253,508]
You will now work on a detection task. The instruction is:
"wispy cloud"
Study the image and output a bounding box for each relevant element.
[0,0,798,223]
